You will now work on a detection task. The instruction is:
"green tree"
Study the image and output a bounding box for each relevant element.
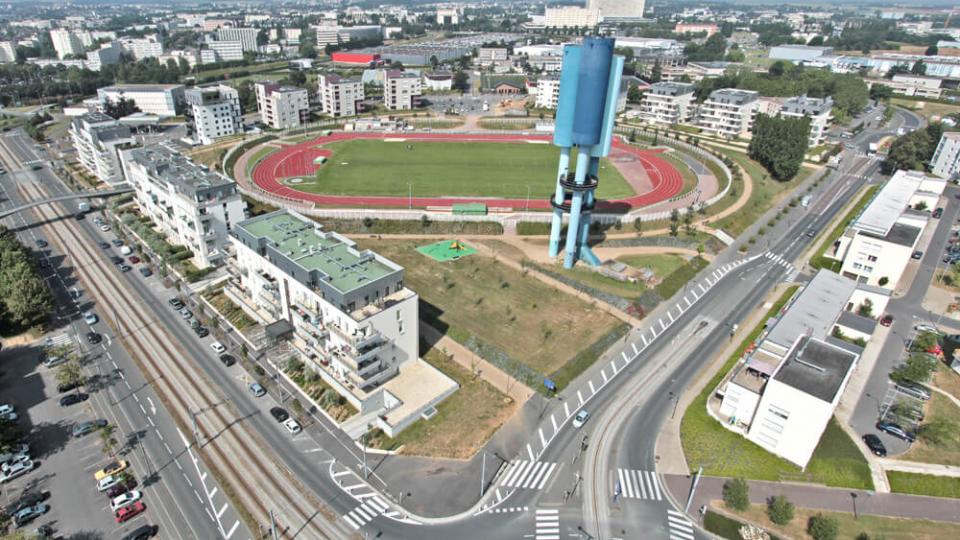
[722,477,750,511]
[429,55,439,69]
[103,97,140,119]
[890,354,934,384]
[918,418,957,446]
[807,513,839,540]
[453,70,470,92]
[684,33,728,62]
[649,58,662,83]
[869,84,894,101]
[925,45,939,56]
[627,83,643,104]
[0,418,22,452]
[748,113,810,181]
[767,495,795,525]
[911,60,927,76]
[99,423,118,457]
[56,360,86,392]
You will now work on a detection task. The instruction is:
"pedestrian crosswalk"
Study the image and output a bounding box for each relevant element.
[342,495,389,530]
[667,509,695,540]
[44,333,72,348]
[534,508,560,540]
[500,460,558,490]
[616,469,663,500]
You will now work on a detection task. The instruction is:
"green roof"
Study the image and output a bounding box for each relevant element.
[239,212,397,295]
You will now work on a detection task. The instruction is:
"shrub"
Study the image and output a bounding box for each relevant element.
[766,495,794,525]
[722,477,750,511]
[807,513,839,540]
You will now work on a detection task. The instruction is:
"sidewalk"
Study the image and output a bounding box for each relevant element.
[664,474,960,524]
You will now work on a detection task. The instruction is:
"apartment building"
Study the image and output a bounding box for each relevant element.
[121,36,164,60]
[315,25,340,47]
[535,77,561,109]
[931,132,960,180]
[50,28,85,59]
[477,47,509,66]
[422,72,453,91]
[697,88,760,138]
[436,8,461,25]
[674,23,718,36]
[228,210,457,435]
[384,71,422,111]
[638,82,696,126]
[68,112,136,185]
[85,42,122,71]
[204,40,244,63]
[97,84,186,118]
[870,75,944,100]
[217,27,259,52]
[831,170,946,289]
[0,42,16,63]
[120,143,247,269]
[779,95,834,146]
[318,74,365,117]
[718,270,884,467]
[255,81,309,129]
[545,6,599,28]
[185,85,242,145]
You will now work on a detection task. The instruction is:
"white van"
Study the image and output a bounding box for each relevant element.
[119,246,132,256]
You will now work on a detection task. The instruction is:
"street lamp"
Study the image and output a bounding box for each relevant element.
[407,182,412,210]
[851,492,859,520]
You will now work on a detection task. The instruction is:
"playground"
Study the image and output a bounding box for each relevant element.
[241,132,705,212]
[416,239,477,262]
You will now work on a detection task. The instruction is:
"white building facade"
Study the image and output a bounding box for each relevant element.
[697,88,760,138]
[638,82,696,126]
[931,132,960,180]
[318,74,365,117]
[255,81,309,129]
[185,85,242,145]
[535,78,561,109]
[68,112,135,185]
[384,71,422,110]
[97,84,185,118]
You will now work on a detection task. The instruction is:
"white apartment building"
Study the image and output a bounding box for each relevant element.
[384,71,422,111]
[204,41,244,63]
[285,28,302,45]
[69,112,136,185]
[638,82,696,126]
[315,25,340,47]
[535,78,561,109]
[779,95,834,146]
[97,84,185,118]
[718,270,884,468]
[120,143,247,269]
[477,47,509,66]
[50,28,85,59]
[874,74,944,100]
[545,6,599,28]
[0,42,16,63]
[589,0,646,21]
[422,72,453,91]
[255,81,309,129]
[217,27,259,52]
[697,89,760,138]
[85,42,122,71]
[228,210,457,435]
[318,74,365,117]
[121,36,164,60]
[931,132,960,180]
[831,170,946,289]
[436,8,461,25]
[185,85,242,145]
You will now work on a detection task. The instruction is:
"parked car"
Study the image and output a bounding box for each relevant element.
[59,393,88,407]
[34,239,47,248]
[880,314,894,327]
[110,490,142,512]
[106,476,138,498]
[111,239,122,247]
[116,501,146,523]
[12,504,48,527]
[0,459,34,483]
[13,491,49,513]
[0,410,18,422]
[876,421,916,442]
[219,354,236,367]
[179,309,193,320]
[121,524,159,540]
[194,327,209,338]
[210,342,226,354]
[94,460,128,481]
[42,356,66,369]
[98,241,110,249]
[73,419,108,438]
[572,409,590,428]
[0,404,13,416]
[139,267,153,277]
[128,255,140,264]
[911,250,923,260]
[86,332,102,345]
[190,319,201,329]
[84,312,98,325]
[118,264,132,273]
[862,434,887,457]
[168,298,184,309]
[249,383,266,397]
[895,381,931,401]
[933,207,944,218]
[97,474,123,492]
[283,418,302,435]
[914,324,942,335]
[110,256,124,265]
[269,407,289,422]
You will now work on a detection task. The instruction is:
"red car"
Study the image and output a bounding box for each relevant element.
[880,314,894,327]
[115,501,145,523]
[128,256,141,264]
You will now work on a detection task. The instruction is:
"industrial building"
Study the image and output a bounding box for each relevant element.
[931,132,960,181]
[227,210,457,436]
[185,84,242,145]
[120,143,247,269]
[255,81,309,129]
[768,45,834,63]
[318,74,365,117]
[68,112,136,185]
[868,75,944,100]
[97,84,186,118]
[331,52,382,66]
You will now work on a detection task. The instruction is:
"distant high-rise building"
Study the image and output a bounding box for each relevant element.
[217,27,260,52]
[0,41,17,63]
[50,28,85,59]
[588,0,646,21]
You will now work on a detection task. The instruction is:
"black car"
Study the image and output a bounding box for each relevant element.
[57,381,81,393]
[59,393,88,407]
[13,491,50,513]
[876,421,916,443]
[86,332,102,345]
[110,256,124,265]
[99,241,110,249]
[168,298,184,309]
[121,524,159,540]
[933,207,944,218]
[139,267,153,277]
[219,354,236,367]
[194,327,210,338]
[862,434,887,457]
[35,239,48,248]
[269,407,289,422]
[118,264,132,272]
[111,239,123,247]
[106,476,138,498]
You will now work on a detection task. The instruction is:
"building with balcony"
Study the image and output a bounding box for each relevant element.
[931,132,960,181]
[779,95,834,147]
[185,84,242,145]
[318,74,365,117]
[384,70,422,110]
[637,82,696,126]
[535,77,561,109]
[254,81,309,129]
[229,210,456,435]
[120,143,247,268]
[69,112,136,185]
[696,88,760,139]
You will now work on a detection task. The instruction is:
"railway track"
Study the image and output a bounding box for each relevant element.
[21,178,352,540]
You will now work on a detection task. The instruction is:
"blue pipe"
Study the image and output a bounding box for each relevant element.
[563,150,592,268]
[548,148,570,258]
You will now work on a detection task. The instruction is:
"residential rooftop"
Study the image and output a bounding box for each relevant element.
[650,81,695,96]
[782,95,834,116]
[765,270,856,350]
[774,336,858,403]
[862,221,922,248]
[126,144,235,195]
[706,88,759,105]
[99,84,184,92]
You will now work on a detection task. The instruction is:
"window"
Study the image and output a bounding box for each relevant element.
[767,405,789,421]
[867,255,878,262]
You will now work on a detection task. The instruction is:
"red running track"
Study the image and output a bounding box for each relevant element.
[250,132,684,211]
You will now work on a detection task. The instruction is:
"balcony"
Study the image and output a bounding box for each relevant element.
[328,322,382,350]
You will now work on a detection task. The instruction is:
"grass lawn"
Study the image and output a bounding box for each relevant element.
[616,254,687,278]
[550,265,647,300]
[367,343,517,458]
[294,139,634,199]
[356,239,622,378]
[934,363,960,401]
[710,148,815,237]
[680,285,874,489]
[810,185,880,272]
[891,98,960,121]
[888,471,960,499]
[187,145,231,172]
[902,393,960,466]
[714,502,960,540]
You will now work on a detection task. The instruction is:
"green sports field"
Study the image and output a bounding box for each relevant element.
[290,139,635,199]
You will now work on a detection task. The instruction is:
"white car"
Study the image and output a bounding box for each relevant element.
[110,490,142,512]
[83,312,98,325]
[97,474,121,492]
[210,342,226,354]
[99,224,110,232]
[283,418,302,434]
[0,459,34,483]
[1,453,30,472]
[572,409,590,429]
[0,404,13,416]
[914,324,943,335]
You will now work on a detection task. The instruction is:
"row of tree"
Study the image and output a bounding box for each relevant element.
[0,226,53,335]
[748,114,811,181]
[881,123,945,175]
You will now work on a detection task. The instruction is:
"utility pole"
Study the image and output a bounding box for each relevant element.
[191,410,199,448]
[684,465,703,513]
[269,509,279,540]
[480,452,486,498]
